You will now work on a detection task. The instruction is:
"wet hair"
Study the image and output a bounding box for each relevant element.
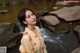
[18,8,36,27]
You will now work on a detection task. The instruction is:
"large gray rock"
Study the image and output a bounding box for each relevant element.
[58,6,80,21]
[49,6,80,21]
[0,23,22,48]
[43,15,60,26]
[71,47,80,53]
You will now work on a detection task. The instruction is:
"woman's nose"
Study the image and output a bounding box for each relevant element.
[31,15,36,19]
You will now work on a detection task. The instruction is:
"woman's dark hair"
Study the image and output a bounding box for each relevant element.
[18,8,35,27]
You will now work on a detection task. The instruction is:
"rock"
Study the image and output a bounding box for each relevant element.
[55,22,73,33]
[49,7,69,15]
[56,1,80,6]
[52,7,58,10]
[0,23,12,35]
[46,25,55,32]
[74,25,80,33]
[58,6,80,21]
[0,10,8,14]
[73,25,80,42]
[6,33,22,48]
[71,47,80,53]
[59,31,80,52]
[56,1,70,5]
[13,22,24,33]
[43,15,60,26]
[36,10,48,17]
[41,28,80,53]
[0,23,22,48]
[50,6,80,21]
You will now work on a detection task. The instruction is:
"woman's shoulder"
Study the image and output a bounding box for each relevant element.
[21,32,30,41]
[35,26,40,30]
[35,26,42,34]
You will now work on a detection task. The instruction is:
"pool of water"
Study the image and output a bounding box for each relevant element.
[0,0,56,23]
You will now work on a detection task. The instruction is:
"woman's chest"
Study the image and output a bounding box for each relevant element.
[30,34,44,51]
[31,35,42,47]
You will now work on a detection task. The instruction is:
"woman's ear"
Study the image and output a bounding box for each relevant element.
[23,21,27,25]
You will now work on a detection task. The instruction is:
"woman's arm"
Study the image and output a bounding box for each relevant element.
[41,44,47,53]
[19,44,26,53]
[21,35,34,53]
[36,26,47,53]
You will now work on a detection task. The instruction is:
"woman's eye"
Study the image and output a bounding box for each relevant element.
[32,13,34,16]
[27,15,30,18]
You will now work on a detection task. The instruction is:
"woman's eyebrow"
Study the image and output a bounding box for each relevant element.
[27,15,30,17]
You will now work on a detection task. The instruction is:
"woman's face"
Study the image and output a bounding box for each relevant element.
[23,10,37,26]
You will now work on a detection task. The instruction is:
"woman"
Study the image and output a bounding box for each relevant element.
[18,8,47,53]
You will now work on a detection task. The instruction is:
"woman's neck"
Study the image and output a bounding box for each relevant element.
[26,25,35,31]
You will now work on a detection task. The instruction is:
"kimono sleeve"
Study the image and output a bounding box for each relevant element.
[21,36,34,53]
[41,44,48,53]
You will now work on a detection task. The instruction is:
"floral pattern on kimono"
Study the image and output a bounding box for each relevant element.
[19,26,47,53]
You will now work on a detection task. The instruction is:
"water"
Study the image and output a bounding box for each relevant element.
[0,0,57,23]
[0,5,23,22]
[40,28,80,53]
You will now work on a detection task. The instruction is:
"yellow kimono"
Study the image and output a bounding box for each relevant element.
[19,26,47,53]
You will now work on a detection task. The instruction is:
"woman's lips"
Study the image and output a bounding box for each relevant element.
[32,19,36,22]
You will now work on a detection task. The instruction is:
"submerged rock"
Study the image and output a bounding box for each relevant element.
[0,10,8,14]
